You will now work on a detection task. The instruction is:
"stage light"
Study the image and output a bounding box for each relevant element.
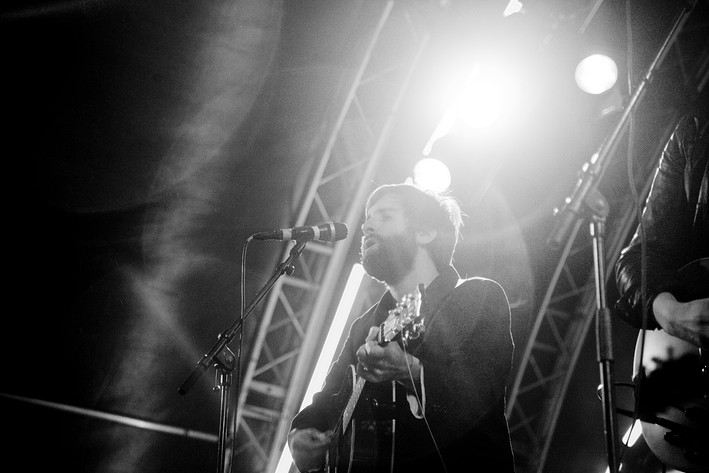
[456,73,506,129]
[503,0,524,17]
[412,158,451,193]
[604,462,624,473]
[575,53,618,95]
[274,263,367,473]
[423,64,516,155]
[621,419,642,448]
[423,107,457,156]
[602,420,641,473]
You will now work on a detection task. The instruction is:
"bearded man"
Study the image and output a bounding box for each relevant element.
[288,183,516,473]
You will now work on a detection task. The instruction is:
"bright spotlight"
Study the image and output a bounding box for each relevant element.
[575,53,618,95]
[423,63,518,156]
[413,158,451,193]
[503,0,523,17]
[456,74,505,129]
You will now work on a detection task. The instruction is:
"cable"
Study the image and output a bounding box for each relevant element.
[401,343,448,473]
[227,237,251,473]
[617,0,648,468]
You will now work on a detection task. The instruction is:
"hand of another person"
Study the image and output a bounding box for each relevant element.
[653,292,709,349]
[356,326,420,385]
[288,427,330,472]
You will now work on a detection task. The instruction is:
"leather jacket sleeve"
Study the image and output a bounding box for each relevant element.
[614,115,701,329]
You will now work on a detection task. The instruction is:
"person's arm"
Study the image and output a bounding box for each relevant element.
[413,279,514,442]
[288,305,380,472]
[614,116,697,329]
[652,292,709,349]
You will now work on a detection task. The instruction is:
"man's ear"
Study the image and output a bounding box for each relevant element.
[415,229,437,245]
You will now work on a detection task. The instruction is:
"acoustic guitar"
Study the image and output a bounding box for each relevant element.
[632,258,709,472]
[325,289,424,473]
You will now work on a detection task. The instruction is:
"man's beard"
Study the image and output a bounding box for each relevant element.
[360,230,417,286]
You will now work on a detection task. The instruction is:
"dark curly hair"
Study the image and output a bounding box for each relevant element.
[365,183,463,271]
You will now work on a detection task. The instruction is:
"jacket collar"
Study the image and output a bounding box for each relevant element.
[376,265,460,319]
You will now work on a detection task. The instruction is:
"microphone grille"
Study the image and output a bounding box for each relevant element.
[332,222,348,241]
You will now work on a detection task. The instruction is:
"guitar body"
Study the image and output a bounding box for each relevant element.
[633,258,709,472]
[325,366,395,473]
[634,329,709,472]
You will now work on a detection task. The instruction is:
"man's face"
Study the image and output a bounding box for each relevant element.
[360,193,418,285]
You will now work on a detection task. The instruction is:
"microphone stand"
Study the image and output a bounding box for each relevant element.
[589,192,619,473]
[545,3,695,472]
[178,239,309,473]
[547,0,694,250]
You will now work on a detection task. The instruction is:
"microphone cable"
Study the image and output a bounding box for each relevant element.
[401,342,449,473]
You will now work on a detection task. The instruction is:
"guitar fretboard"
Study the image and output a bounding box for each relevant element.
[339,290,422,430]
[342,376,366,428]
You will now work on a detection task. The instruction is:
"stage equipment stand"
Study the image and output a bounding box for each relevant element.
[178,240,309,473]
[546,2,696,472]
[589,193,619,473]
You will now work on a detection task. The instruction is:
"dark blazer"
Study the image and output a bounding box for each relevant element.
[291,265,516,472]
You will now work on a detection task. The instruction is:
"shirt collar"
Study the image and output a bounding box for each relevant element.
[376,265,461,318]
[418,265,460,316]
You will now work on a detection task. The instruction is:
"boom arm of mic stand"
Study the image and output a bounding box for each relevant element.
[548,162,601,250]
[178,240,308,396]
[547,0,695,250]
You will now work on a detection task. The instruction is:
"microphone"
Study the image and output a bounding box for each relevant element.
[252,222,348,242]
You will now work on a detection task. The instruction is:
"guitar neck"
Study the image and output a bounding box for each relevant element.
[337,290,423,431]
[342,376,366,428]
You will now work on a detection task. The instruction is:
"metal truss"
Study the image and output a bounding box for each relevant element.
[230,2,446,472]
[504,138,670,473]
[229,1,708,472]
[505,5,709,472]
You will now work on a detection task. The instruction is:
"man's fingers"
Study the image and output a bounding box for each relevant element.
[303,429,330,447]
[313,430,331,445]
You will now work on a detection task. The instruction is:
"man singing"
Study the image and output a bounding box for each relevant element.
[288,183,516,472]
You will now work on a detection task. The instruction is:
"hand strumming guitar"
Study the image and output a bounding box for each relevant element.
[288,427,331,472]
[653,292,709,349]
[355,326,422,389]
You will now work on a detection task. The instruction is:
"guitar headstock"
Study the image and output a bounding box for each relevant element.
[379,287,424,345]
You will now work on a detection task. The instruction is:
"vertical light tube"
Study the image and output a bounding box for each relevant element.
[274,263,366,473]
[603,420,641,473]
[621,419,642,448]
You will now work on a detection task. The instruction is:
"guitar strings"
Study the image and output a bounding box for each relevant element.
[402,343,449,473]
